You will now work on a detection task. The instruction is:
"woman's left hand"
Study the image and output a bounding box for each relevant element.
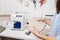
[30,27,40,36]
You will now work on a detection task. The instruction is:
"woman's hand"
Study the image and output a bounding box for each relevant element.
[34,18,51,26]
[34,18,46,23]
[30,27,40,37]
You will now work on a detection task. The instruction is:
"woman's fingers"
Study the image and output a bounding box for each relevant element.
[30,27,39,34]
[36,18,46,22]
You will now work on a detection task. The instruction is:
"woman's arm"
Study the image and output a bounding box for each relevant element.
[34,32,56,40]
[31,27,56,40]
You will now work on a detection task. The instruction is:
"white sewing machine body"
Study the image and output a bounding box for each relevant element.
[7,13,30,30]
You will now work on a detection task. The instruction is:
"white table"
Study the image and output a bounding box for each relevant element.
[0,28,41,40]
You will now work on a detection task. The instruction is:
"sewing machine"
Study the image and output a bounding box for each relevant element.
[6,13,30,31]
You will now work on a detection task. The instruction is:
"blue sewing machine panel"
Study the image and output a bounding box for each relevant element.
[14,21,21,29]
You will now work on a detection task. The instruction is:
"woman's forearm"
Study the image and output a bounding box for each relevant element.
[39,34,56,40]
[34,32,56,40]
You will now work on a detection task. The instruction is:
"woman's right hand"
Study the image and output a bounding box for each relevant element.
[34,18,51,26]
[34,18,46,23]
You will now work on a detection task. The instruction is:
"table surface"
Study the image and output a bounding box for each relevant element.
[0,28,41,40]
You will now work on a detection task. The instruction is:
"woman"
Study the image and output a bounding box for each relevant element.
[31,0,60,40]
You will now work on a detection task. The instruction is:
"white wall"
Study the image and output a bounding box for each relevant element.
[0,0,56,17]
